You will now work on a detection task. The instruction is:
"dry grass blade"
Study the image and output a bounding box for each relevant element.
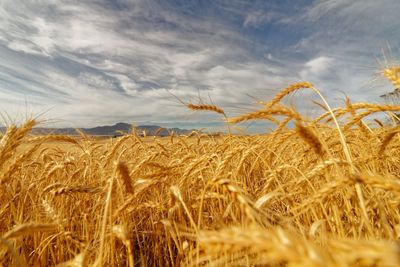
[28,135,80,145]
[295,121,324,155]
[52,186,102,196]
[190,226,330,266]
[383,67,400,88]
[187,103,226,116]
[55,251,88,267]
[228,104,301,124]
[379,127,400,154]
[0,120,36,168]
[112,225,134,267]
[0,237,27,267]
[265,81,314,108]
[0,143,41,184]
[116,161,134,195]
[3,223,58,239]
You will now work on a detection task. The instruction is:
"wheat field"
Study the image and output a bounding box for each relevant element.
[1,67,400,266]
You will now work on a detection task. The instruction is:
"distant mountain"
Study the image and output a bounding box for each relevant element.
[0,123,195,136]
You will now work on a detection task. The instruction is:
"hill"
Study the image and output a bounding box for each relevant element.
[0,122,194,136]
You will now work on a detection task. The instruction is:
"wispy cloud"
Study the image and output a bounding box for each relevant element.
[0,0,399,130]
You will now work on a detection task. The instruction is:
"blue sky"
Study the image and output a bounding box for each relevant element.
[0,0,399,130]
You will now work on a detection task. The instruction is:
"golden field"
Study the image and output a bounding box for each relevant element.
[1,68,400,266]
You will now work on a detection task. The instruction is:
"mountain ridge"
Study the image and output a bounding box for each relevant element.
[0,122,195,136]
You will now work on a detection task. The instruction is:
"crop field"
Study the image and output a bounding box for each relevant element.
[1,68,400,266]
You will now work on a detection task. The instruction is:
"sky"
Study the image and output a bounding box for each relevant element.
[0,0,399,130]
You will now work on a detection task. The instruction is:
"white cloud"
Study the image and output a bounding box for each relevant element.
[243,11,272,27]
[300,56,334,80]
